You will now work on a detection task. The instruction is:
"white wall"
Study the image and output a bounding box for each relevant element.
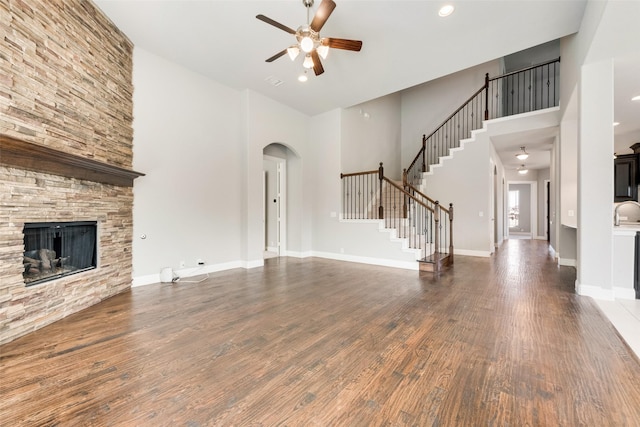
[309,109,419,266]
[244,91,311,263]
[422,131,493,256]
[341,93,402,179]
[131,48,243,280]
[400,60,501,168]
[565,0,640,299]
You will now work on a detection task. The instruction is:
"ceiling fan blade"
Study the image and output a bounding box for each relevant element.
[266,49,288,63]
[323,38,363,52]
[311,50,324,76]
[256,14,296,34]
[310,0,336,33]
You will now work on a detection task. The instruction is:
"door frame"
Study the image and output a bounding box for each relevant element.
[506,180,538,239]
[263,155,287,256]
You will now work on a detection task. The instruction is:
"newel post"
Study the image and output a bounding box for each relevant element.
[449,203,454,263]
[378,162,384,219]
[421,134,427,173]
[402,169,408,218]
[434,201,440,257]
[484,73,489,121]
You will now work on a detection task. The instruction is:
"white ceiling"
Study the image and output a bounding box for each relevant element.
[94,0,587,117]
[93,1,638,171]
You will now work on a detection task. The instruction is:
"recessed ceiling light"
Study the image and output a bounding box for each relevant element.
[439,4,455,17]
[632,95,640,101]
[613,122,620,126]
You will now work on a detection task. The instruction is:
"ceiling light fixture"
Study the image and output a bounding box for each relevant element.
[287,46,300,61]
[317,44,329,59]
[438,4,455,17]
[515,146,529,160]
[256,0,363,77]
[303,54,314,69]
[632,95,640,102]
[300,34,314,53]
[613,122,620,127]
[518,164,528,175]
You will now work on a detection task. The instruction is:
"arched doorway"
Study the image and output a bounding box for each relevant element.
[263,143,298,259]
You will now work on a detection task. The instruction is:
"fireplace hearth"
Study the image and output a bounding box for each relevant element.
[23,221,97,286]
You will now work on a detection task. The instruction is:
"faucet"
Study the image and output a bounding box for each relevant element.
[614,201,640,226]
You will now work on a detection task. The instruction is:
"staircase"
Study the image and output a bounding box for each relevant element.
[340,58,560,272]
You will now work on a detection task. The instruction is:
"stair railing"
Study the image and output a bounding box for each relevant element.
[405,58,560,186]
[341,163,453,269]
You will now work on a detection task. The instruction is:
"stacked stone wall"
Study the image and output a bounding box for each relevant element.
[0,0,134,344]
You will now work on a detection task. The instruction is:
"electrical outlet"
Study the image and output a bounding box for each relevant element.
[179,260,185,268]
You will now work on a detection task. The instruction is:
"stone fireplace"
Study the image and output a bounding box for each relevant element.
[23,221,98,286]
[0,0,140,344]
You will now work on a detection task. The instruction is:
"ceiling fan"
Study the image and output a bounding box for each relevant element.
[256,0,363,77]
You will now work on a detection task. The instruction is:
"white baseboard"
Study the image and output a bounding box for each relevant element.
[454,248,491,257]
[241,259,264,269]
[576,281,615,300]
[558,258,576,267]
[312,251,418,271]
[285,250,313,258]
[132,274,162,287]
[614,287,637,300]
[132,260,254,287]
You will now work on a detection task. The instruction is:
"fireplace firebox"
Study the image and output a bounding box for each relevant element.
[23,221,97,286]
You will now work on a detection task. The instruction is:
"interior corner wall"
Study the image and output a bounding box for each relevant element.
[131,47,244,280]
[400,60,501,168]
[309,109,421,264]
[244,91,311,262]
[341,93,402,179]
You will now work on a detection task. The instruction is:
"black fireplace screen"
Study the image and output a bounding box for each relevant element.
[23,221,97,286]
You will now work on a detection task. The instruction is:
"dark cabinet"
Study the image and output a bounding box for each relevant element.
[614,154,638,202]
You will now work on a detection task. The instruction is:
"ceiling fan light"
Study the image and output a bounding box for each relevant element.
[287,46,300,61]
[300,36,314,53]
[515,146,529,160]
[298,72,308,82]
[438,4,455,17]
[317,44,329,59]
[303,54,314,69]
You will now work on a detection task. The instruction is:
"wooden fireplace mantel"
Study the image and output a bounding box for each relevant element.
[0,135,145,187]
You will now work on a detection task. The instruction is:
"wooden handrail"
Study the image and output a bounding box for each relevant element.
[425,86,485,142]
[406,85,485,174]
[488,57,561,82]
[340,169,378,178]
[382,177,434,213]
[404,181,437,206]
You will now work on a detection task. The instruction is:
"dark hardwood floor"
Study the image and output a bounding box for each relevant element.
[2,239,640,426]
